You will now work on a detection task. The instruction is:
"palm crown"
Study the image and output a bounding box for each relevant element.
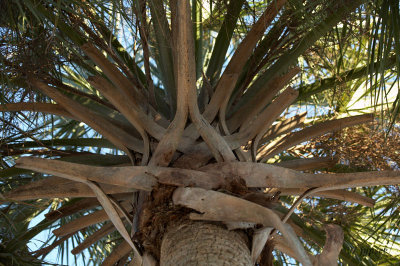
[1,0,400,265]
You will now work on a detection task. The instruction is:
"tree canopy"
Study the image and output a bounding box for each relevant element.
[1,0,400,265]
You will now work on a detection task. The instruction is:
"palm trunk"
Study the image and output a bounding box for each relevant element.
[160,221,252,266]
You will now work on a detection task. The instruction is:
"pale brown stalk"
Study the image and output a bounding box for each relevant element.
[85,181,142,262]
[174,110,304,168]
[29,79,143,155]
[274,156,337,171]
[101,241,132,266]
[282,188,318,223]
[204,0,287,128]
[229,67,300,132]
[174,86,298,167]
[240,87,298,137]
[109,196,133,225]
[179,0,288,145]
[255,187,316,263]
[16,157,225,190]
[71,223,116,255]
[44,193,132,221]
[149,0,191,167]
[251,87,299,159]
[33,233,74,257]
[202,161,400,190]
[4,179,133,200]
[257,114,374,161]
[45,198,100,220]
[16,157,157,191]
[185,88,298,165]
[53,210,112,237]
[260,112,307,143]
[136,0,157,108]
[0,103,73,119]
[52,201,130,237]
[88,76,165,140]
[81,43,145,107]
[272,236,311,263]
[313,224,344,266]
[173,187,312,266]
[171,142,213,169]
[273,225,345,265]
[179,1,235,163]
[88,76,152,164]
[269,188,374,207]
[251,227,273,263]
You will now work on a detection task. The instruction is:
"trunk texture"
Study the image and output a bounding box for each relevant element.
[160,221,252,266]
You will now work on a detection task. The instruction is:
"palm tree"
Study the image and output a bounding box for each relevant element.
[1,0,400,265]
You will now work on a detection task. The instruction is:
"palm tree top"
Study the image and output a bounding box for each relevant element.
[1,0,400,265]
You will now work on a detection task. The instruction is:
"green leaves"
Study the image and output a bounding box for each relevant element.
[149,0,176,114]
[203,0,245,86]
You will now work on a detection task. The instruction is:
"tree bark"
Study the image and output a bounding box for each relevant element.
[160,221,252,266]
